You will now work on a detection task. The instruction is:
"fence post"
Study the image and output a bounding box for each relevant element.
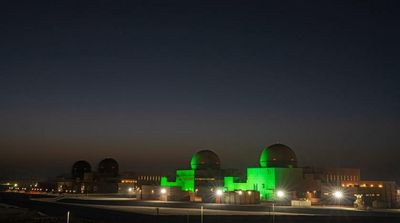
[66,211,70,223]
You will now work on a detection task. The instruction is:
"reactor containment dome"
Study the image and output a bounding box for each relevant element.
[71,160,91,179]
[259,144,297,168]
[190,150,221,170]
[98,158,119,177]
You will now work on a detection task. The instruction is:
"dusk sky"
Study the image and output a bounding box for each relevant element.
[1,1,399,182]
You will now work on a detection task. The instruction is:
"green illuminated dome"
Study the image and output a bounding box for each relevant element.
[190,150,221,170]
[259,144,297,168]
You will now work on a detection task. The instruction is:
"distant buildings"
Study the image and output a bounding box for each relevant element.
[54,158,161,195]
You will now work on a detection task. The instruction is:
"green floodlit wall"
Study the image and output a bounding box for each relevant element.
[190,153,199,170]
[259,148,269,167]
[224,167,276,200]
[160,169,195,192]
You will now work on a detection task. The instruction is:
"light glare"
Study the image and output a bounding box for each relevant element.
[216,189,223,196]
[333,190,343,199]
[276,190,285,198]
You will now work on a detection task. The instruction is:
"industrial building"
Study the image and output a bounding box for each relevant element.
[157,144,399,208]
[53,158,162,195]
[159,150,241,202]
[56,158,121,193]
[9,143,398,209]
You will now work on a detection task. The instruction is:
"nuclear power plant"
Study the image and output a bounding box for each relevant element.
[156,144,398,208]
[7,143,398,209]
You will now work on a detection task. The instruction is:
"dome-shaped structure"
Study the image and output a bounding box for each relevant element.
[259,144,297,168]
[98,158,119,177]
[190,150,221,170]
[71,160,91,179]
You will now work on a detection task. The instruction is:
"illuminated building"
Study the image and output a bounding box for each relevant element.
[160,150,240,202]
[224,144,304,200]
[118,173,138,194]
[159,145,315,201]
[159,144,398,207]
[352,181,397,208]
[32,143,399,208]
[137,175,162,187]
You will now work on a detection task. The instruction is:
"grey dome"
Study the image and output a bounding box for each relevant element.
[72,160,91,179]
[98,158,119,177]
[259,144,297,168]
[190,150,221,170]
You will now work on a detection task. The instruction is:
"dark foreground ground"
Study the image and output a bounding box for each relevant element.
[1,192,400,223]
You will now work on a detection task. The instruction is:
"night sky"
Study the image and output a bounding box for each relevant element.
[1,1,399,182]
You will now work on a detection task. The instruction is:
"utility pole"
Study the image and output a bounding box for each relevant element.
[272,203,275,223]
[66,211,70,223]
[200,205,204,223]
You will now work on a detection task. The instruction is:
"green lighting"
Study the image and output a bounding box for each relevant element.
[161,169,195,192]
[259,147,269,167]
[224,167,304,200]
[190,153,198,170]
[224,167,276,199]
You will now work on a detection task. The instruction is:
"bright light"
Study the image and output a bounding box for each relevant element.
[333,190,343,199]
[276,190,285,198]
[160,188,167,194]
[128,187,132,192]
[14,183,18,187]
[237,191,243,195]
[215,189,223,196]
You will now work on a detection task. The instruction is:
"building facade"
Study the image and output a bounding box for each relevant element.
[159,144,398,207]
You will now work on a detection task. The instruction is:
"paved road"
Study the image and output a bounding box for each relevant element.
[2,192,400,223]
[49,202,318,216]
[32,195,400,217]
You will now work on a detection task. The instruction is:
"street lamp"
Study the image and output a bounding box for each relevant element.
[272,191,287,223]
[333,190,343,206]
[333,190,343,199]
[215,189,223,204]
[276,190,285,199]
